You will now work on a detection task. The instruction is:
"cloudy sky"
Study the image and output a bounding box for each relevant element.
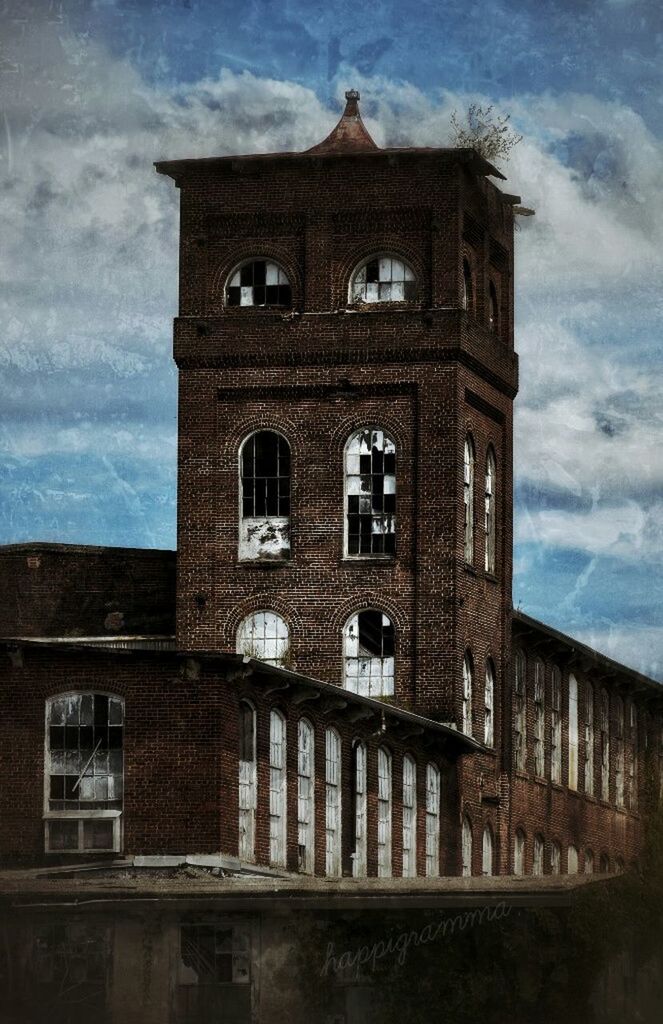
[1,0,661,678]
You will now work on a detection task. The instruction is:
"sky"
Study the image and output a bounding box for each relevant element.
[0,0,662,678]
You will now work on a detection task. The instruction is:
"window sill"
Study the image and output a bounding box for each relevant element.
[485,572,500,585]
[514,769,529,780]
[550,782,565,792]
[238,559,290,569]
[343,555,396,564]
[533,775,547,787]
[463,563,478,577]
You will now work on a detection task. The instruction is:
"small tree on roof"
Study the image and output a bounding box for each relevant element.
[449,104,522,164]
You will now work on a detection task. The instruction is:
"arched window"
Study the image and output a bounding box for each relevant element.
[550,841,561,876]
[584,849,595,874]
[462,258,473,311]
[533,834,544,876]
[345,428,396,556]
[269,709,287,867]
[237,611,289,666]
[349,254,416,304]
[45,694,124,853]
[377,747,393,877]
[551,666,562,783]
[568,845,579,874]
[425,762,441,878]
[344,610,395,697]
[482,824,494,877]
[485,447,496,574]
[297,718,314,873]
[514,829,525,876]
[402,755,417,878]
[238,700,257,862]
[615,856,625,874]
[325,728,342,877]
[599,852,611,873]
[484,660,494,747]
[533,658,545,777]
[239,430,290,560]
[225,258,291,308]
[585,682,595,796]
[462,651,473,736]
[616,696,625,807]
[488,280,498,332]
[352,741,367,877]
[569,673,579,790]
[600,690,610,801]
[461,816,473,877]
[514,650,527,771]
[463,436,475,563]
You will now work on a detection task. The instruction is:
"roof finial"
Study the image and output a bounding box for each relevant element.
[304,87,378,155]
[344,89,360,117]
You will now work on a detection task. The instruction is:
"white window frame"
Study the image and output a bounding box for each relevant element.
[461,816,473,877]
[601,690,610,801]
[462,651,473,736]
[484,447,496,574]
[551,666,562,783]
[568,845,579,874]
[402,754,417,878]
[616,697,625,808]
[325,728,342,877]
[514,651,527,771]
[463,436,475,564]
[569,673,579,790]
[343,609,395,697]
[348,253,416,304]
[533,835,544,876]
[238,700,257,862]
[533,658,545,776]
[585,682,595,796]
[269,709,287,867]
[352,741,367,878]
[628,702,637,811]
[377,747,392,878]
[514,830,525,876]
[425,763,440,878]
[237,610,289,667]
[484,660,494,747]
[344,428,396,559]
[551,841,561,876]
[584,849,594,874]
[297,718,315,874]
[482,825,494,877]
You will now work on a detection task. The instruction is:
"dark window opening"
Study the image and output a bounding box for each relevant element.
[47,695,123,813]
[226,260,291,308]
[462,259,473,310]
[241,431,290,518]
[346,429,396,556]
[488,281,498,332]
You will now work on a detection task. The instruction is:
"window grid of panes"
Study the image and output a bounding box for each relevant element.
[350,256,415,303]
[241,432,290,519]
[47,695,123,812]
[344,610,395,697]
[226,260,291,307]
[346,429,396,555]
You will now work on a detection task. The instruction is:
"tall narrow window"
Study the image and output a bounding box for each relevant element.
[425,762,441,878]
[514,829,525,876]
[484,448,496,574]
[551,666,562,783]
[550,841,561,876]
[533,659,545,776]
[628,702,637,811]
[462,258,473,311]
[533,834,544,876]
[585,849,595,874]
[463,436,475,563]
[462,651,473,736]
[352,741,368,877]
[377,747,392,877]
[45,694,124,853]
[226,258,291,307]
[344,610,395,696]
[585,683,595,796]
[514,650,527,771]
[568,845,579,874]
[325,728,342,877]
[238,700,257,862]
[269,710,287,867]
[488,280,498,332]
[461,816,473,877]
[484,660,494,747]
[349,255,416,304]
[569,673,579,790]
[239,431,291,561]
[402,755,417,878]
[482,825,494,877]
[345,428,396,556]
[297,718,314,874]
[600,690,610,801]
[600,852,611,873]
[237,611,289,666]
[616,697,625,807]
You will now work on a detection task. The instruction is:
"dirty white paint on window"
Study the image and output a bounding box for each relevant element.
[45,694,123,854]
[345,428,396,557]
[533,835,544,876]
[550,841,561,876]
[513,650,526,770]
[584,849,594,874]
[239,430,290,561]
[484,447,496,574]
[462,651,473,736]
[514,829,525,876]
[225,259,291,307]
[297,718,314,874]
[269,710,287,867]
[484,660,494,747]
[352,741,367,878]
[237,611,289,666]
[425,762,440,878]
[463,436,475,563]
[628,702,637,810]
[533,658,545,777]
[551,666,562,784]
[569,673,579,791]
[568,845,579,874]
[238,700,257,862]
[349,255,415,304]
[600,690,610,801]
[402,755,417,878]
[616,696,625,807]
[461,816,473,877]
[344,610,394,697]
[482,825,494,877]
[325,728,342,877]
[377,747,392,878]
[585,682,595,796]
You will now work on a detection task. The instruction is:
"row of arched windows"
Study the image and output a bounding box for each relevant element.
[462,651,495,745]
[461,816,495,876]
[463,436,497,573]
[512,830,622,876]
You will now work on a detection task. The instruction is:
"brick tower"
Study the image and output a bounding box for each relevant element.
[156,90,519,738]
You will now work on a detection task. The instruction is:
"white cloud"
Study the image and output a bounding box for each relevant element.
[515,499,663,563]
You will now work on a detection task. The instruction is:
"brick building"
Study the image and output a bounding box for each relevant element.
[1,91,661,887]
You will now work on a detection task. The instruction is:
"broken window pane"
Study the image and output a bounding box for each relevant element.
[344,610,395,696]
[345,428,396,556]
[236,611,289,666]
[226,259,291,308]
[350,255,416,304]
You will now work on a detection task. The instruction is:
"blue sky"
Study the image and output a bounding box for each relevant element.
[1,0,661,677]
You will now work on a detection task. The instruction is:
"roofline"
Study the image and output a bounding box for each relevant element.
[0,639,484,754]
[0,542,175,557]
[513,610,662,693]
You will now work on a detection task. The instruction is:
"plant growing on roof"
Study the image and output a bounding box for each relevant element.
[449,104,522,164]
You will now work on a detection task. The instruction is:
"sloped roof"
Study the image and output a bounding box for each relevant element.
[305,88,379,155]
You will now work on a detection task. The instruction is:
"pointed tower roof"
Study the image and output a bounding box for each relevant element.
[305,90,379,156]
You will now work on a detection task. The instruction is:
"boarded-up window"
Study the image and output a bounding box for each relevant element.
[325,728,342,877]
[461,816,473,877]
[269,710,286,867]
[402,755,417,878]
[551,667,562,783]
[237,611,289,666]
[484,660,494,747]
[352,741,367,878]
[238,701,256,862]
[425,763,440,878]
[600,690,610,801]
[533,834,544,876]
[239,431,290,561]
[513,651,526,770]
[226,259,291,307]
[585,683,595,796]
[345,428,396,556]
[297,719,314,874]
[377,747,392,878]
[482,825,494,877]
[463,436,475,563]
[569,673,579,790]
[484,447,496,574]
[533,659,545,776]
[344,610,395,696]
[350,255,416,304]
[514,829,525,876]
[462,651,473,736]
